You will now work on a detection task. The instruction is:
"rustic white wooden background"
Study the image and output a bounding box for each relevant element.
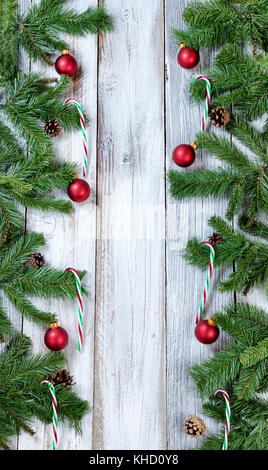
[8,0,266,450]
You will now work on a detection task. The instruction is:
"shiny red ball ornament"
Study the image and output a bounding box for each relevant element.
[173,143,196,167]
[67,178,91,202]
[195,318,219,345]
[44,322,69,351]
[177,43,199,69]
[55,50,77,77]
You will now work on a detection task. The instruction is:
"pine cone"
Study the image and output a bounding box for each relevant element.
[50,369,74,388]
[183,415,206,438]
[44,119,62,137]
[208,232,224,247]
[209,107,230,128]
[29,253,45,268]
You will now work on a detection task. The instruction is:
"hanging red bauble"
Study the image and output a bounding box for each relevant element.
[173,143,196,167]
[55,49,77,77]
[67,178,91,202]
[177,43,200,69]
[44,322,69,351]
[195,318,219,345]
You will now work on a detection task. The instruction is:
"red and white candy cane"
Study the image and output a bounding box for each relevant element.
[214,389,231,450]
[65,267,84,351]
[40,380,58,450]
[190,75,211,132]
[196,241,215,324]
[64,99,88,177]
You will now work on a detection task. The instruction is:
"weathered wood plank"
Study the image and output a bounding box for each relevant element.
[93,0,166,450]
[17,0,97,450]
[165,0,232,450]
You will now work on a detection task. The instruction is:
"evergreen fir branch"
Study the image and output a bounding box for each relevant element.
[168,168,237,199]
[195,130,258,170]
[227,114,268,166]
[198,432,226,450]
[244,420,268,450]
[190,44,268,120]
[173,1,268,51]
[2,285,56,326]
[9,267,87,300]
[18,1,113,65]
[7,188,72,214]
[239,217,268,240]
[0,350,66,390]
[240,338,268,367]
[0,193,24,229]
[0,333,31,366]
[216,304,268,344]
[233,360,268,400]
[51,5,113,36]
[183,217,268,293]
[0,298,14,341]
[0,0,19,80]
[0,334,89,444]
[190,342,242,397]
[225,176,247,220]
[0,232,45,278]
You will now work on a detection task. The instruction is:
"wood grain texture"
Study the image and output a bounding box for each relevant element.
[93,0,166,450]
[8,0,266,450]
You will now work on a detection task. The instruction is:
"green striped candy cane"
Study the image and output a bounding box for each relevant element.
[40,380,58,450]
[196,241,215,324]
[215,389,231,450]
[65,267,84,351]
[190,75,211,132]
[64,99,88,177]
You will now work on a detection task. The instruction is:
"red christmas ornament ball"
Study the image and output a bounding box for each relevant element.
[177,45,199,69]
[195,319,219,345]
[67,178,91,202]
[44,322,68,351]
[55,50,77,77]
[173,144,196,167]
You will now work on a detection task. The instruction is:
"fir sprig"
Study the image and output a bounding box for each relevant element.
[184,216,268,294]
[189,44,268,120]
[173,0,268,52]
[0,334,89,448]
[191,303,268,401]
[168,117,268,222]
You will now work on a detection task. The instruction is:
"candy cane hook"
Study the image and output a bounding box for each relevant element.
[214,389,231,450]
[190,75,211,132]
[64,99,88,177]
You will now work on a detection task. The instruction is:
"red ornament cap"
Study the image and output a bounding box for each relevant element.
[67,178,91,203]
[173,143,196,167]
[44,322,69,351]
[55,50,77,77]
[177,45,200,69]
[195,318,219,345]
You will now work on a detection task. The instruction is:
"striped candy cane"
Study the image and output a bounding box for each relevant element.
[64,99,88,177]
[214,389,231,450]
[40,380,58,450]
[196,241,215,324]
[65,267,84,351]
[190,75,211,132]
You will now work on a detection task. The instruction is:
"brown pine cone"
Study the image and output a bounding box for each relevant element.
[44,119,62,137]
[208,232,224,247]
[183,415,206,438]
[50,369,74,388]
[209,107,230,128]
[29,253,45,268]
